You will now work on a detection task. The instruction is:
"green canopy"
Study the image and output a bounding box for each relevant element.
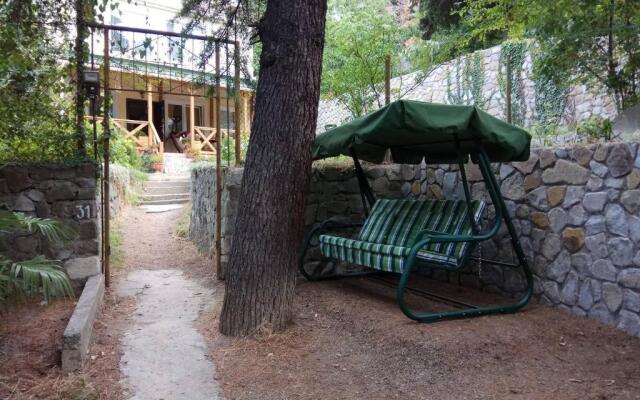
[313,100,531,164]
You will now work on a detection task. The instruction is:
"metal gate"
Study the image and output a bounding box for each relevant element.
[85,23,243,285]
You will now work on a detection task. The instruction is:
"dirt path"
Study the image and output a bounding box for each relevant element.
[87,206,220,399]
[86,204,640,400]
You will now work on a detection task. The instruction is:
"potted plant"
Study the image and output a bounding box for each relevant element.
[149,153,164,172]
[184,141,202,159]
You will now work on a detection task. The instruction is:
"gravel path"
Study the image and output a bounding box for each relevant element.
[117,269,219,400]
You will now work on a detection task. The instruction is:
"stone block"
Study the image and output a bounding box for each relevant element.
[626,169,640,189]
[606,143,633,178]
[13,194,35,212]
[539,149,556,168]
[15,236,39,253]
[45,181,79,201]
[585,215,606,235]
[620,190,640,214]
[618,269,640,290]
[526,187,549,211]
[500,173,524,200]
[590,259,617,282]
[65,256,101,281]
[623,290,640,312]
[548,208,568,233]
[571,252,592,276]
[589,160,608,178]
[513,154,539,174]
[617,310,640,336]
[568,205,586,226]
[586,175,604,191]
[593,144,610,162]
[588,302,616,326]
[585,233,608,259]
[541,160,589,185]
[78,221,98,240]
[578,280,595,310]
[62,274,104,372]
[582,192,607,212]
[602,282,623,312]
[608,237,634,267]
[605,204,628,236]
[562,228,585,253]
[523,171,541,192]
[547,186,566,208]
[629,216,640,243]
[560,273,579,305]
[542,280,561,304]
[571,146,593,166]
[546,250,571,282]
[25,189,45,202]
[1,166,32,192]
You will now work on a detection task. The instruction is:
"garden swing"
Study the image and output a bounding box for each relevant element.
[299,100,534,323]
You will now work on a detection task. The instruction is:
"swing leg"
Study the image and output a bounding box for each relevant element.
[298,220,374,281]
[396,241,534,324]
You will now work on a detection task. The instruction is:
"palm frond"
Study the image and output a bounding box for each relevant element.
[2,256,74,303]
[0,210,77,243]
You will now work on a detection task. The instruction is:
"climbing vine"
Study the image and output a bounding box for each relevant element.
[446,51,486,108]
[498,40,527,127]
[465,52,486,108]
[531,48,569,144]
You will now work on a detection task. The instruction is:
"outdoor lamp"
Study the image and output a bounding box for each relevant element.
[83,70,100,99]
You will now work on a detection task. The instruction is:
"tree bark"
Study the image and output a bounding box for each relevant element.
[219,0,328,336]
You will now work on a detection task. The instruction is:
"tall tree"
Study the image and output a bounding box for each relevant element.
[218,0,328,336]
[529,0,639,111]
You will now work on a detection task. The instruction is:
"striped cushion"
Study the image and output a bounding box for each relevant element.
[320,199,485,273]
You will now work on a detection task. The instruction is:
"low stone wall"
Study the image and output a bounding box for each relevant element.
[189,163,217,255]
[0,163,100,283]
[191,141,640,337]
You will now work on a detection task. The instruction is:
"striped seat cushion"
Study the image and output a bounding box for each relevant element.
[319,199,485,273]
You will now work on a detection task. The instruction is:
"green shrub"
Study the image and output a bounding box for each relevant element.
[576,116,613,142]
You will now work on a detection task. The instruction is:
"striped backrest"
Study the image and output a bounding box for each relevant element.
[358,198,485,262]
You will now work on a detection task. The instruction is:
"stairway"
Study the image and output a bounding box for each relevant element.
[140,174,191,206]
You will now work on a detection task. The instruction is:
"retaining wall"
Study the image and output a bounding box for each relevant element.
[0,163,100,283]
[191,141,640,337]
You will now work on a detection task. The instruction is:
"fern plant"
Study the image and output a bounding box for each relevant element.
[0,209,76,306]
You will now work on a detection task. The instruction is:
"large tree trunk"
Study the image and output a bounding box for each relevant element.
[219,0,328,336]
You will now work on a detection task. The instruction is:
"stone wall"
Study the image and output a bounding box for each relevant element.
[0,163,101,283]
[191,142,640,337]
[189,163,217,255]
[318,44,617,134]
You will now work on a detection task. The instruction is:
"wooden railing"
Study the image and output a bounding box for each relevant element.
[86,116,163,154]
[191,127,235,155]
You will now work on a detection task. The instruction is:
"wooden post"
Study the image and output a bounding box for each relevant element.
[190,92,196,149]
[215,43,223,280]
[243,95,250,133]
[384,55,392,163]
[384,55,391,105]
[234,41,241,166]
[505,57,512,124]
[102,28,111,288]
[147,83,153,149]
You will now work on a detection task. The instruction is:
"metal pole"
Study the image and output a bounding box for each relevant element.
[384,55,391,105]
[234,41,241,166]
[215,43,223,280]
[102,28,111,287]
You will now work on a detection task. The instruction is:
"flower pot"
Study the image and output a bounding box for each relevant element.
[151,162,163,173]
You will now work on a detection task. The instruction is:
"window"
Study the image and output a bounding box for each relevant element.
[167,22,183,64]
[185,106,203,129]
[111,16,130,54]
[221,109,235,130]
[167,104,183,133]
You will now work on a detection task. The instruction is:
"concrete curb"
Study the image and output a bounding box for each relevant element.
[61,274,105,372]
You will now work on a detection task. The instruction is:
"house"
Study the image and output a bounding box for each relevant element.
[88,0,255,156]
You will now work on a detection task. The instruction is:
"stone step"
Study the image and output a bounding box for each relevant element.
[140,193,190,202]
[143,185,191,195]
[139,197,190,206]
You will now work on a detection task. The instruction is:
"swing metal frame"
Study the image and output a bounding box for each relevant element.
[298,142,534,323]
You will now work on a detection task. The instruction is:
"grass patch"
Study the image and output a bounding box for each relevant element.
[109,218,124,268]
[59,375,99,400]
[125,168,148,206]
[175,204,191,239]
